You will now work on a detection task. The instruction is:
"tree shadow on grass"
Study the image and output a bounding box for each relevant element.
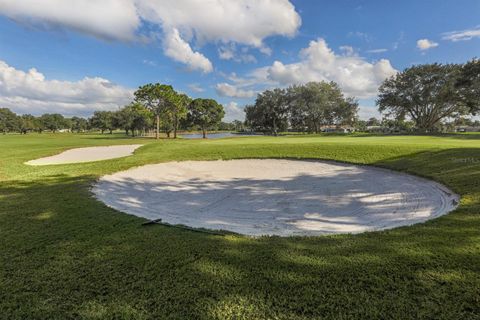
[350,132,480,140]
[92,164,457,237]
[0,149,479,319]
[85,136,154,141]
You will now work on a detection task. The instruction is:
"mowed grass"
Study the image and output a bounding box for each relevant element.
[0,133,479,319]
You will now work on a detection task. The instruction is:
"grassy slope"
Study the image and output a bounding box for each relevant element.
[0,133,479,319]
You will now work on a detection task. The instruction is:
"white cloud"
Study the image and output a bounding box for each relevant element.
[187,83,204,93]
[366,48,388,53]
[215,39,397,99]
[358,105,381,120]
[136,0,301,48]
[218,44,257,63]
[442,26,480,42]
[142,59,157,66]
[416,39,439,51]
[163,28,213,73]
[219,46,236,60]
[339,45,355,56]
[223,102,245,122]
[0,0,140,41]
[0,0,301,72]
[240,54,258,64]
[262,38,397,98]
[0,60,133,116]
[347,31,373,43]
[216,83,256,98]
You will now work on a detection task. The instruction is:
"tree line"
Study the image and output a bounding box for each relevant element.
[245,81,359,135]
[0,83,225,138]
[2,60,478,136]
[133,84,224,139]
[245,59,479,134]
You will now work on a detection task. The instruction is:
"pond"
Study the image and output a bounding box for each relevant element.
[181,132,260,139]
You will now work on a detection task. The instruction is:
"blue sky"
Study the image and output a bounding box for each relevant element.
[0,0,479,120]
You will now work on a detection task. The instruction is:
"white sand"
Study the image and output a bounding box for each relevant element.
[26,144,143,165]
[92,159,459,236]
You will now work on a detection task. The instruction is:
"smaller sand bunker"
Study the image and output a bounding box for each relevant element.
[93,159,459,236]
[26,144,143,165]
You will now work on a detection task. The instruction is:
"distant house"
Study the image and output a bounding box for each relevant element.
[321,125,355,133]
[365,126,385,133]
[455,126,480,133]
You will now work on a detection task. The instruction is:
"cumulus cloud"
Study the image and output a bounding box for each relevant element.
[218,44,257,63]
[187,83,204,93]
[261,38,397,98]
[136,0,301,47]
[0,60,133,116]
[442,26,480,42]
[0,0,301,72]
[0,0,140,41]
[163,28,213,73]
[216,83,256,98]
[339,45,355,56]
[416,39,439,51]
[219,46,236,60]
[215,39,397,99]
[223,102,245,122]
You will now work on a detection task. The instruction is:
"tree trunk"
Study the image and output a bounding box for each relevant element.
[173,116,178,139]
[202,126,207,139]
[155,114,160,140]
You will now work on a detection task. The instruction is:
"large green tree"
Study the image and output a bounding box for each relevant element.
[289,82,358,133]
[19,114,36,134]
[134,83,177,139]
[0,108,19,134]
[377,63,470,132]
[115,103,152,137]
[70,117,88,133]
[366,117,381,127]
[187,98,225,138]
[113,108,134,136]
[89,111,115,134]
[457,59,480,115]
[245,82,358,134]
[170,93,191,139]
[39,113,67,133]
[244,104,268,132]
[245,89,289,135]
[257,88,289,136]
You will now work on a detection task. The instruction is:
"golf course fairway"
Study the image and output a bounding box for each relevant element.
[1,133,479,319]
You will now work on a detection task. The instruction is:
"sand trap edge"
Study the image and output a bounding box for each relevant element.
[91,159,460,237]
[25,144,144,166]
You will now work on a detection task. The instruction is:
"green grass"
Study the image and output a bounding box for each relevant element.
[1,133,479,319]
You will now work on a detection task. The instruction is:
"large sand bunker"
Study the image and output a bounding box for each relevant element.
[92,159,459,236]
[26,145,143,165]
